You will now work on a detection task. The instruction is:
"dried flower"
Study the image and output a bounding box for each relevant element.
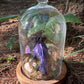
[25,45,31,54]
[24,63,32,73]
[32,62,37,67]
[32,42,49,75]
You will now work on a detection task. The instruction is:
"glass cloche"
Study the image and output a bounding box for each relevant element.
[18,0,66,80]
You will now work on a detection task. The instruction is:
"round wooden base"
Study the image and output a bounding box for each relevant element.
[16,62,67,84]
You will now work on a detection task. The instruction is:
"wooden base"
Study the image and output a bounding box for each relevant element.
[16,62,67,84]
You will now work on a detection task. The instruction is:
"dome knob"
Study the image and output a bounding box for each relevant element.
[37,0,48,3]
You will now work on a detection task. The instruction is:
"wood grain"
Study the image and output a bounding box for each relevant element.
[16,62,67,84]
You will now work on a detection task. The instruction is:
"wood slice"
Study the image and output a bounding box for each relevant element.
[16,62,67,84]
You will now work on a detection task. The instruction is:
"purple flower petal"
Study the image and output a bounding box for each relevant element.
[25,45,31,54]
[32,42,49,75]
[38,61,48,75]
[32,43,43,60]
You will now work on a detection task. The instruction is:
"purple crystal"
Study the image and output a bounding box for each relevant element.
[32,42,49,75]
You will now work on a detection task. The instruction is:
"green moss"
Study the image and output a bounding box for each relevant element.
[33,65,38,71]
[49,71,55,78]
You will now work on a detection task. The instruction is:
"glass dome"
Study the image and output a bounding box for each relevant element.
[18,0,66,80]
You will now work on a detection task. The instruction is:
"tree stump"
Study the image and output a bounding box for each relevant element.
[16,62,67,84]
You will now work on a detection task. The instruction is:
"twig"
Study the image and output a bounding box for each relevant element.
[64,60,83,84]
[0,63,10,67]
[65,0,69,13]
[7,34,18,37]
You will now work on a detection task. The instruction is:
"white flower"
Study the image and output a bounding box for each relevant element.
[32,62,36,67]
[24,63,32,73]
[29,59,32,62]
